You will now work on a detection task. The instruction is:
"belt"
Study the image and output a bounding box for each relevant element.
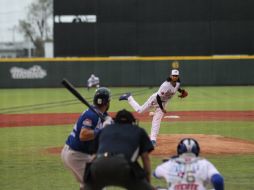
[97,152,125,158]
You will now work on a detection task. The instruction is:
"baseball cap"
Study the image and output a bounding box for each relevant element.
[171,69,179,76]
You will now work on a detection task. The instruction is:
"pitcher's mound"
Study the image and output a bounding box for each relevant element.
[46,134,254,157]
[152,134,254,156]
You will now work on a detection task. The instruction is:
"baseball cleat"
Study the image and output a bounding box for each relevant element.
[119,92,131,101]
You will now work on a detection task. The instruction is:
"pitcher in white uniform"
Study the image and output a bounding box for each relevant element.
[119,69,188,146]
[153,138,224,190]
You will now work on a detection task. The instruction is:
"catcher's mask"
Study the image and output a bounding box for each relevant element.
[177,138,200,156]
[93,87,111,106]
[114,109,136,124]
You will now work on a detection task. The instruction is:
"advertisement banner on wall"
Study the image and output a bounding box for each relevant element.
[10,65,47,79]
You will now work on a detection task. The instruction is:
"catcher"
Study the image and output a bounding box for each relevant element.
[153,138,224,190]
[119,69,188,147]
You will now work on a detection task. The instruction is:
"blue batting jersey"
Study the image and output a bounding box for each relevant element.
[66,107,105,154]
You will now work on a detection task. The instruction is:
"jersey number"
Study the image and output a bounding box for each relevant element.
[186,171,195,183]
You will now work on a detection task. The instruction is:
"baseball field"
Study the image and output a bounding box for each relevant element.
[0,86,254,190]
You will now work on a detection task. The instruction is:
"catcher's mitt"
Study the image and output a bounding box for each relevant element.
[178,89,188,98]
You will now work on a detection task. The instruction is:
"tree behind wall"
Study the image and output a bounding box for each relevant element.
[18,0,53,57]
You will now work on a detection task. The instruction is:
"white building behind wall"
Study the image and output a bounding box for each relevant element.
[0,42,35,58]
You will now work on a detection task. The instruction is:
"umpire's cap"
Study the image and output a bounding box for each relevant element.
[177,138,200,156]
[114,109,136,124]
[93,87,111,106]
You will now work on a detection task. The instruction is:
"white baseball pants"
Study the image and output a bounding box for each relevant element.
[128,95,165,141]
[61,144,93,189]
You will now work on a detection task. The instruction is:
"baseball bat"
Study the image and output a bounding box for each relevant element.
[61,78,105,122]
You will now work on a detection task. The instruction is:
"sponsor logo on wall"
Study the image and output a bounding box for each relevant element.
[10,65,47,79]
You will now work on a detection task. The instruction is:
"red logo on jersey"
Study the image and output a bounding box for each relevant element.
[174,184,198,190]
[83,119,92,127]
[178,172,185,178]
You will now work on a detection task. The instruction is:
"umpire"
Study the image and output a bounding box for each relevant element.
[84,109,154,190]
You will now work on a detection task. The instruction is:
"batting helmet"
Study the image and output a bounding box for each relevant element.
[177,138,200,156]
[93,87,111,106]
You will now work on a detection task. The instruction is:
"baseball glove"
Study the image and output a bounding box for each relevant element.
[178,89,188,98]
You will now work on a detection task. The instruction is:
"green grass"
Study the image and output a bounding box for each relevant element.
[1,86,254,113]
[0,126,75,190]
[158,121,254,141]
[0,86,254,190]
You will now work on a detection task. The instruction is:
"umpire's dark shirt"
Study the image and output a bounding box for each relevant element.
[97,124,154,161]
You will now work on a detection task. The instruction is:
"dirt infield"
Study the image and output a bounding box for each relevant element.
[45,134,254,156]
[0,111,253,127]
[1,111,254,156]
[151,134,254,156]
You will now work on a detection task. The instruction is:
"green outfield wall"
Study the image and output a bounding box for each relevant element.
[0,56,253,88]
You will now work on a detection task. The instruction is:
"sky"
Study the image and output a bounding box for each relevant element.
[0,0,35,42]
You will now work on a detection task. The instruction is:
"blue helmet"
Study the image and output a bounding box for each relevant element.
[93,87,111,106]
[177,138,200,156]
